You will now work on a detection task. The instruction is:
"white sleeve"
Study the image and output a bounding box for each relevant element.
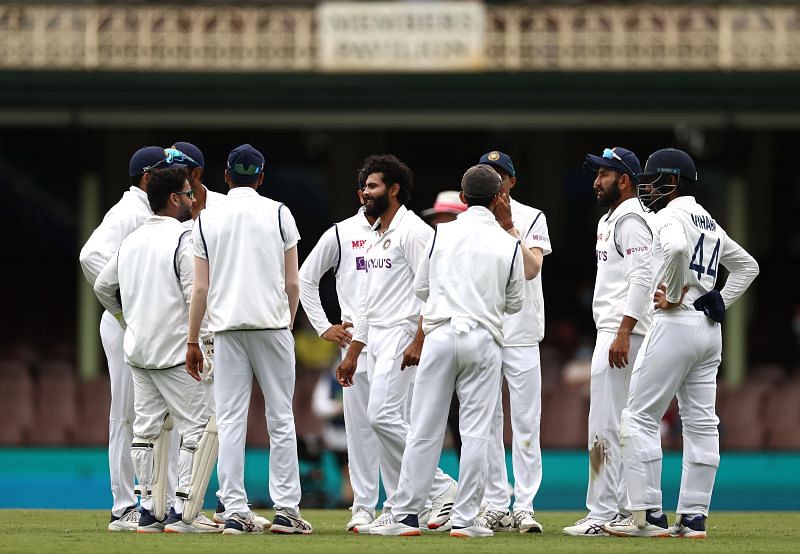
[657,215,690,303]
[299,226,340,336]
[352,275,369,345]
[403,221,434,277]
[93,255,122,315]
[413,233,435,302]
[279,205,301,251]
[192,215,208,260]
[504,241,525,314]
[616,215,654,322]
[718,230,759,308]
[178,232,210,341]
[523,211,552,255]
[79,208,137,286]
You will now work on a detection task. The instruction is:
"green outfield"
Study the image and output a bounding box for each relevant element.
[1,510,798,553]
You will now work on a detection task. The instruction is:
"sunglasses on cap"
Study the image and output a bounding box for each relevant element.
[145,148,200,172]
[602,148,637,178]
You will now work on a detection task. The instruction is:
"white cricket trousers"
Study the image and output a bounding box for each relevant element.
[393,323,501,527]
[585,331,644,521]
[484,344,542,512]
[342,349,380,513]
[130,365,209,514]
[620,311,721,516]
[366,324,453,509]
[100,311,137,516]
[214,329,302,518]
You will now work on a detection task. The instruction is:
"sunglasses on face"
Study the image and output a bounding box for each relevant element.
[174,189,195,200]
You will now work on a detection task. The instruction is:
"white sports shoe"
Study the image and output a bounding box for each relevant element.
[222,512,265,535]
[428,480,458,529]
[513,510,543,534]
[354,510,391,534]
[563,516,609,537]
[419,508,430,528]
[368,515,421,536]
[476,509,514,532]
[450,524,494,538]
[604,511,670,538]
[108,506,140,532]
[214,500,270,529]
[165,512,222,534]
[346,507,374,531]
[270,508,313,535]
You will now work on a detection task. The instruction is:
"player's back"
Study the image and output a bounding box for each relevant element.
[196,187,295,332]
[654,196,726,309]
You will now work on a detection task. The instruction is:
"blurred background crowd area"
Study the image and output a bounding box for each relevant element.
[2,0,799,467]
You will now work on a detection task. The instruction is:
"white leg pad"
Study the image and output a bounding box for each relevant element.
[176,416,218,522]
[151,414,174,520]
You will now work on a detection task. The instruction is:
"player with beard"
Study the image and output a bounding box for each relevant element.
[337,154,458,533]
[563,147,655,536]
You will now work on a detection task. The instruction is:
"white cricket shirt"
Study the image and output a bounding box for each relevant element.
[415,207,525,346]
[654,196,759,309]
[352,205,433,344]
[503,198,552,346]
[592,197,655,336]
[193,186,300,332]
[94,216,194,370]
[299,208,373,336]
[79,186,152,286]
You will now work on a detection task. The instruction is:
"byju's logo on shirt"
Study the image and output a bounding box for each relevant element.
[363,258,392,272]
[356,256,366,271]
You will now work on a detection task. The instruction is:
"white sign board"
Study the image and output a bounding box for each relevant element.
[317,2,486,72]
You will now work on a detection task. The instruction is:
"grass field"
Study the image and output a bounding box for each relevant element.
[1,510,799,553]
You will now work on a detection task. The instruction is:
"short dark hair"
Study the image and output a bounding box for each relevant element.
[359,154,414,205]
[147,168,188,213]
[463,194,495,208]
[130,175,143,188]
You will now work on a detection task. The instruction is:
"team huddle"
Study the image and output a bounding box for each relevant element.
[79,141,758,539]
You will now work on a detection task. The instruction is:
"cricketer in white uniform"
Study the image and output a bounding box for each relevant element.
[93,167,220,534]
[337,154,458,534]
[563,147,655,536]
[186,144,312,535]
[478,151,551,533]
[371,165,525,538]
[79,145,165,531]
[299,190,381,531]
[605,148,759,538]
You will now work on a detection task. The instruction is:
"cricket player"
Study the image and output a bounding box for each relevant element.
[370,165,525,538]
[336,154,458,533]
[186,144,312,535]
[79,145,165,531]
[563,147,655,536]
[94,166,220,533]
[478,151,550,533]
[604,148,759,538]
[299,184,381,531]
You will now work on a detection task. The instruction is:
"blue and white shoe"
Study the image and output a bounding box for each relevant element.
[136,508,165,533]
[214,500,271,529]
[108,505,140,532]
[222,512,265,535]
[270,508,313,535]
[670,514,707,538]
[368,514,421,536]
[164,507,222,534]
[604,510,670,538]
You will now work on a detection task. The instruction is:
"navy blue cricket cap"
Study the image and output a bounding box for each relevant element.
[129,146,165,176]
[479,150,515,177]
[172,141,204,169]
[584,147,642,181]
[227,144,265,184]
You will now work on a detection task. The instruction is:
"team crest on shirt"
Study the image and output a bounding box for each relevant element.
[382,239,391,250]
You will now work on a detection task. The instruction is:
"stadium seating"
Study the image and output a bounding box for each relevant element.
[32,361,78,446]
[0,360,35,445]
